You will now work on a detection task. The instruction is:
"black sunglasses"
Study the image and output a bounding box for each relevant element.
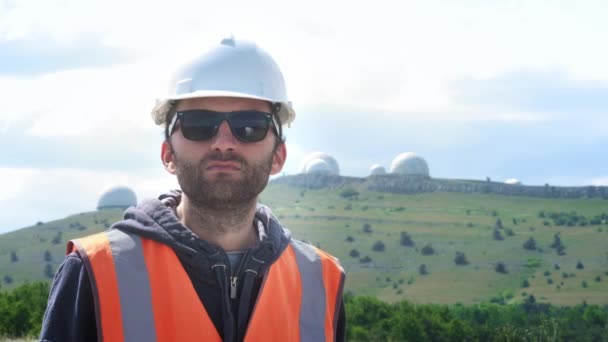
[168,109,279,143]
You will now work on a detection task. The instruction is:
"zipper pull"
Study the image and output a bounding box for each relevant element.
[230,276,238,299]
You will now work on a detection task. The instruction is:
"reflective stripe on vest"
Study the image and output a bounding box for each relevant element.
[68,230,345,342]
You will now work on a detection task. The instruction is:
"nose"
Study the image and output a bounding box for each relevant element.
[210,121,237,151]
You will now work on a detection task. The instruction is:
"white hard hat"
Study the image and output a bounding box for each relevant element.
[151,37,295,127]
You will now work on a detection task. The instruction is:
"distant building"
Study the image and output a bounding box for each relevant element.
[305,158,332,175]
[504,178,522,185]
[97,186,138,210]
[390,152,430,177]
[369,164,386,175]
[300,152,340,175]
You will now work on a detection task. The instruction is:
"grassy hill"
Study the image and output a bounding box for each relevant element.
[1,182,607,306]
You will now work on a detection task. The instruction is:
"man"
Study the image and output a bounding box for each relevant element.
[40,37,346,341]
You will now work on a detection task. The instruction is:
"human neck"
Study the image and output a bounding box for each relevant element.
[176,195,259,251]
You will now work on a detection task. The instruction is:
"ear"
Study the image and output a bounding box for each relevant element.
[270,143,287,175]
[161,141,177,175]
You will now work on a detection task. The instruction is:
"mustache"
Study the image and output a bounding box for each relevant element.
[200,151,247,166]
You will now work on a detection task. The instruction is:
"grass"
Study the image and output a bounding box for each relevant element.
[2,183,607,306]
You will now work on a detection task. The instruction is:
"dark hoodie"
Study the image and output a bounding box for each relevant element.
[40,190,346,342]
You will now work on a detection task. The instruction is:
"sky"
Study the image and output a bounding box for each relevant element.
[1,0,607,233]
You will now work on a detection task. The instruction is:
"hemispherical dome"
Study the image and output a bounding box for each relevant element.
[390,152,430,176]
[369,164,386,175]
[305,158,332,175]
[97,186,137,210]
[504,178,522,185]
[300,152,340,175]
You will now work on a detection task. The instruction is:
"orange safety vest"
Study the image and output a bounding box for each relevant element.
[68,229,345,342]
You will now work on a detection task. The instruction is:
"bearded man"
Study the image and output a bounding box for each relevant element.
[40,37,346,342]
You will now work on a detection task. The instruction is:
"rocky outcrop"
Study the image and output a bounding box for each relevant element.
[271,174,608,199]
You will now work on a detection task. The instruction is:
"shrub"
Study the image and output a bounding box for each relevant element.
[521,279,530,288]
[543,270,551,277]
[495,262,508,274]
[466,222,474,228]
[495,218,503,229]
[582,281,588,288]
[372,241,385,252]
[523,237,537,250]
[595,276,602,282]
[420,244,434,256]
[547,278,554,285]
[576,261,585,269]
[359,255,372,263]
[345,236,355,242]
[493,228,504,241]
[554,263,560,270]
[454,252,469,265]
[3,275,14,284]
[340,188,359,198]
[362,223,373,233]
[345,204,352,210]
[349,249,360,258]
[400,232,414,247]
[505,228,514,236]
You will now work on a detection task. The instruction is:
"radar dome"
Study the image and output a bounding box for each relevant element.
[390,152,430,177]
[504,178,522,185]
[300,152,340,175]
[97,186,137,210]
[369,164,386,175]
[305,159,332,175]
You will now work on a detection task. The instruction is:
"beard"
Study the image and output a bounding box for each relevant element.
[173,149,273,211]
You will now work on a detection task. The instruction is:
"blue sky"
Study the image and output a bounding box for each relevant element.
[1,0,607,233]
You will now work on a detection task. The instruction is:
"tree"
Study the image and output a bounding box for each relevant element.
[418,264,428,275]
[43,250,52,262]
[400,232,415,247]
[420,244,434,256]
[10,251,18,263]
[372,241,385,252]
[52,231,63,245]
[495,218,503,229]
[550,233,566,255]
[493,228,504,241]
[523,237,537,250]
[454,252,469,265]
[44,264,54,279]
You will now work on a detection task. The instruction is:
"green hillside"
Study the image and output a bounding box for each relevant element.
[2,184,607,306]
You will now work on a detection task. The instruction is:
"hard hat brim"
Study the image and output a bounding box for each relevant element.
[151,91,295,127]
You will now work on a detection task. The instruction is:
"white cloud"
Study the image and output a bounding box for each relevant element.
[591,177,608,186]
[0,167,177,233]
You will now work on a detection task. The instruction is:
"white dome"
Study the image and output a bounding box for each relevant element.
[300,152,339,175]
[505,178,522,185]
[390,152,430,176]
[305,159,332,175]
[97,186,137,210]
[369,164,386,175]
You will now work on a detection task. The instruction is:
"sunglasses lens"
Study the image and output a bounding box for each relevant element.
[180,112,219,141]
[229,112,270,142]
